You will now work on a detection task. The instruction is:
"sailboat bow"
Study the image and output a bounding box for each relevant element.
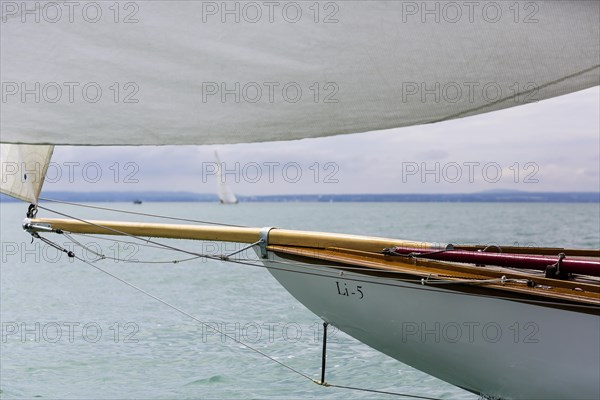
[23,214,600,399]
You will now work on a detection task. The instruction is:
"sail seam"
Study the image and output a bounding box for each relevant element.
[430,64,600,124]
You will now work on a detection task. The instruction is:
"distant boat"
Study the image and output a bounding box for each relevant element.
[133,199,142,205]
[214,151,238,204]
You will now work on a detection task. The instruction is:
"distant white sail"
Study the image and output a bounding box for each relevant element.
[214,152,238,204]
[0,144,54,203]
[1,1,598,146]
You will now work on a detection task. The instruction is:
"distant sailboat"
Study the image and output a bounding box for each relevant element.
[214,151,238,204]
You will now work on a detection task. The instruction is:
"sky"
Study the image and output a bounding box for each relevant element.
[46,86,599,196]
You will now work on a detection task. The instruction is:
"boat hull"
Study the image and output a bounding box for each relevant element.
[258,249,600,400]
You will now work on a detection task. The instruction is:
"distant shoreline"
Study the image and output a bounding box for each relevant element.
[1,191,599,203]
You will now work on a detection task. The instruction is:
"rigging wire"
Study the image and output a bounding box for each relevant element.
[61,232,204,264]
[38,197,248,227]
[327,384,441,400]
[23,204,600,397]
[69,250,316,384]
[36,205,600,310]
[60,230,530,286]
[36,205,227,262]
[63,232,189,252]
[30,230,442,400]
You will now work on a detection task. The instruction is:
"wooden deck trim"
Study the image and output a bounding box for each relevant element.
[266,245,600,307]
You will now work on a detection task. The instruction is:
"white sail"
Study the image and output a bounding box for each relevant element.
[214,151,238,204]
[0,144,54,203]
[1,1,598,146]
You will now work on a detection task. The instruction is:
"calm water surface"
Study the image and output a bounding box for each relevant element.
[1,202,599,399]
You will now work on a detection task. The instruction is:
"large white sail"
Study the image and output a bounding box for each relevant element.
[1,1,598,146]
[214,151,238,204]
[0,144,54,203]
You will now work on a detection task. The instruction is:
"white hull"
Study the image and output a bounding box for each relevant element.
[259,249,600,399]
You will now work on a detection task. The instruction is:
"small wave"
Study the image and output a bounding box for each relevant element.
[184,375,226,386]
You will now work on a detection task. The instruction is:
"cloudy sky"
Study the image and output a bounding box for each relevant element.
[47,86,599,195]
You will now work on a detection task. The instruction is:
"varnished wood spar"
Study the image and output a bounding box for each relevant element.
[29,218,262,243]
[27,218,434,253]
[270,229,431,252]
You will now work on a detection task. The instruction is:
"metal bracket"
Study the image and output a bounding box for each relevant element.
[555,252,566,274]
[22,218,53,233]
[259,227,276,259]
[26,204,38,218]
[545,253,569,280]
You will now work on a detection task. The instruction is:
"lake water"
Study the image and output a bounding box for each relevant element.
[1,201,599,399]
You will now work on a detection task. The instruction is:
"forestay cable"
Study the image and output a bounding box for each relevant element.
[34,205,600,310]
[30,231,442,400]
[38,197,248,227]
[27,206,445,399]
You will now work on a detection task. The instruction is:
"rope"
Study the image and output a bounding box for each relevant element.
[58,230,543,285]
[62,232,203,264]
[64,232,188,252]
[26,205,598,398]
[29,231,442,399]
[36,205,225,262]
[21,203,600,399]
[35,205,600,310]
[34,232,316,383]
[62,232,106,260]
[38,197,248,227]
[326,384,442,400]
[58,230,533,286]
[384,247,452,259]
